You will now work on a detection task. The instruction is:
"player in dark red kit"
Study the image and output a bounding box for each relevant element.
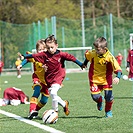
[21,35,83,117]
[115,53,123,66]
[0,87,29,106]
[126,49,133,81]
[0,60,4,76]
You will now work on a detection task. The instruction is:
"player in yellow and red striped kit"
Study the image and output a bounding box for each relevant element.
[82,37,122,118]
[17,39,49,119]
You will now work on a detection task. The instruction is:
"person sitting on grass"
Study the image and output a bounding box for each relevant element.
[0,87,29,106]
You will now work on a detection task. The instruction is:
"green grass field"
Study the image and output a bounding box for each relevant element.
[0,72,133,133]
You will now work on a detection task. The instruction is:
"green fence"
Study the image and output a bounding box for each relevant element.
[0,14,133,69]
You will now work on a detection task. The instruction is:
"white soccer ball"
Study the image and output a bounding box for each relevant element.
[122,75,128,80]
[42,109,58,124]
[4,81,8,83]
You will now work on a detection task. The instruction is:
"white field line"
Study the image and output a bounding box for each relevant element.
[0,109,65,133]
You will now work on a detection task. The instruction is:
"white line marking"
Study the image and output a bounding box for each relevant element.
[0,109,65,133]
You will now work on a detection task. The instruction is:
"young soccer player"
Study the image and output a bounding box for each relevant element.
[115,52,123,66]
[15,57,22,78]
[0,87,29,106]
[17,39,49,119]
[126,49,133,81]
[82,37,122,118]
[21,35,83,117]
[0,60,4,76]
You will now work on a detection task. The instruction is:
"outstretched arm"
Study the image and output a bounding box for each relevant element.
[17,59,28,70]
[75,59,83,67]
[113,71,122,84]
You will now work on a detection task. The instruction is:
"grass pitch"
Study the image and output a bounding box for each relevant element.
[0,72,133,133]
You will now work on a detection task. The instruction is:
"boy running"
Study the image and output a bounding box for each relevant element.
[82,37,122,118]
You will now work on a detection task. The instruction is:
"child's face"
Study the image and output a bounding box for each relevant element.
[46,42,58,54]
[94,45,106,55]
[37,44,47,53]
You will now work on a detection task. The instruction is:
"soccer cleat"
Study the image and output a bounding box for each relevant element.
[129,78,133,81]
[64,100,70,116]
[97,96,104,111]
[105,110,113,118]
[27,110,38,120]
[17,75,21,78]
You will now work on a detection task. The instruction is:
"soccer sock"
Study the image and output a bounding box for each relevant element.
[57,96,65,107]
[29,97,38,112]
[36,101,46,111]
[52,98,58,112]
[97,95,103,103]
[105,100,113,112]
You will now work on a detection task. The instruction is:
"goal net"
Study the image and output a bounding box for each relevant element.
[32,46,92,73]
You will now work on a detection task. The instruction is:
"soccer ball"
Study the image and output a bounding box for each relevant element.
[42,109,58,124]
[122,75,128,80]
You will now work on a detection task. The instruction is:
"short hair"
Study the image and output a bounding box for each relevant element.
[93,37,107,48]
[36,39,46,50]
[45,34,57,44]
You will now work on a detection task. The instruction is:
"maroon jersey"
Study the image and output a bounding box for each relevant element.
[32,50,77,87]
[127,50,133,74]
[3,87,26,103]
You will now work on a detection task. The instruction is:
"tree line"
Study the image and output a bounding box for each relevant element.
[0,0,132,24]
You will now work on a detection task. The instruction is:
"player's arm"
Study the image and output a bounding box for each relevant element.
[61,52,83,68]
[113,71,122,84]
[74,59,83,67]
[22,53,33,59]
[17,59,28,69]
[116,71,122,79]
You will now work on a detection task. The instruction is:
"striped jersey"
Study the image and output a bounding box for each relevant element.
[85,49,122,85]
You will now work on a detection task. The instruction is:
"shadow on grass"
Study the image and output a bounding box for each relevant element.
[59,115,104,119]
[114,97,133,99]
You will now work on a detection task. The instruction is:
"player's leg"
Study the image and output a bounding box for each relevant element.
[28,84,41,119]
[90,85,104,111]
[48,84,61,113]
[57,96,70,116]
[104,89,113,118]
[36,94,49,111]
[36,83,49,111]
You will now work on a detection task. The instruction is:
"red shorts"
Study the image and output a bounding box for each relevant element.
[32,73,49,96]
[90,84,112,94]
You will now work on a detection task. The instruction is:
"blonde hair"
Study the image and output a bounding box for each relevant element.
[36,39,46,50]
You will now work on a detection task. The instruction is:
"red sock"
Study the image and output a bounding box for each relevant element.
[29,97,38,112]
[36,102,46,111]
[29,103,37,112]
[105,100,113,112]
[97,96,102,103]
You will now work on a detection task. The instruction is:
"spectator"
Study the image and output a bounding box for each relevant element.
[15,57,22,78]
[0,60,4,76]
[115,53,123,66]
[126,49,133,81]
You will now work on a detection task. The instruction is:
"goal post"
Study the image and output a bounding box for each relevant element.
[32,46,92,72]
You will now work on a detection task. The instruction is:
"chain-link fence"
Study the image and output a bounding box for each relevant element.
[0,14,133,69]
